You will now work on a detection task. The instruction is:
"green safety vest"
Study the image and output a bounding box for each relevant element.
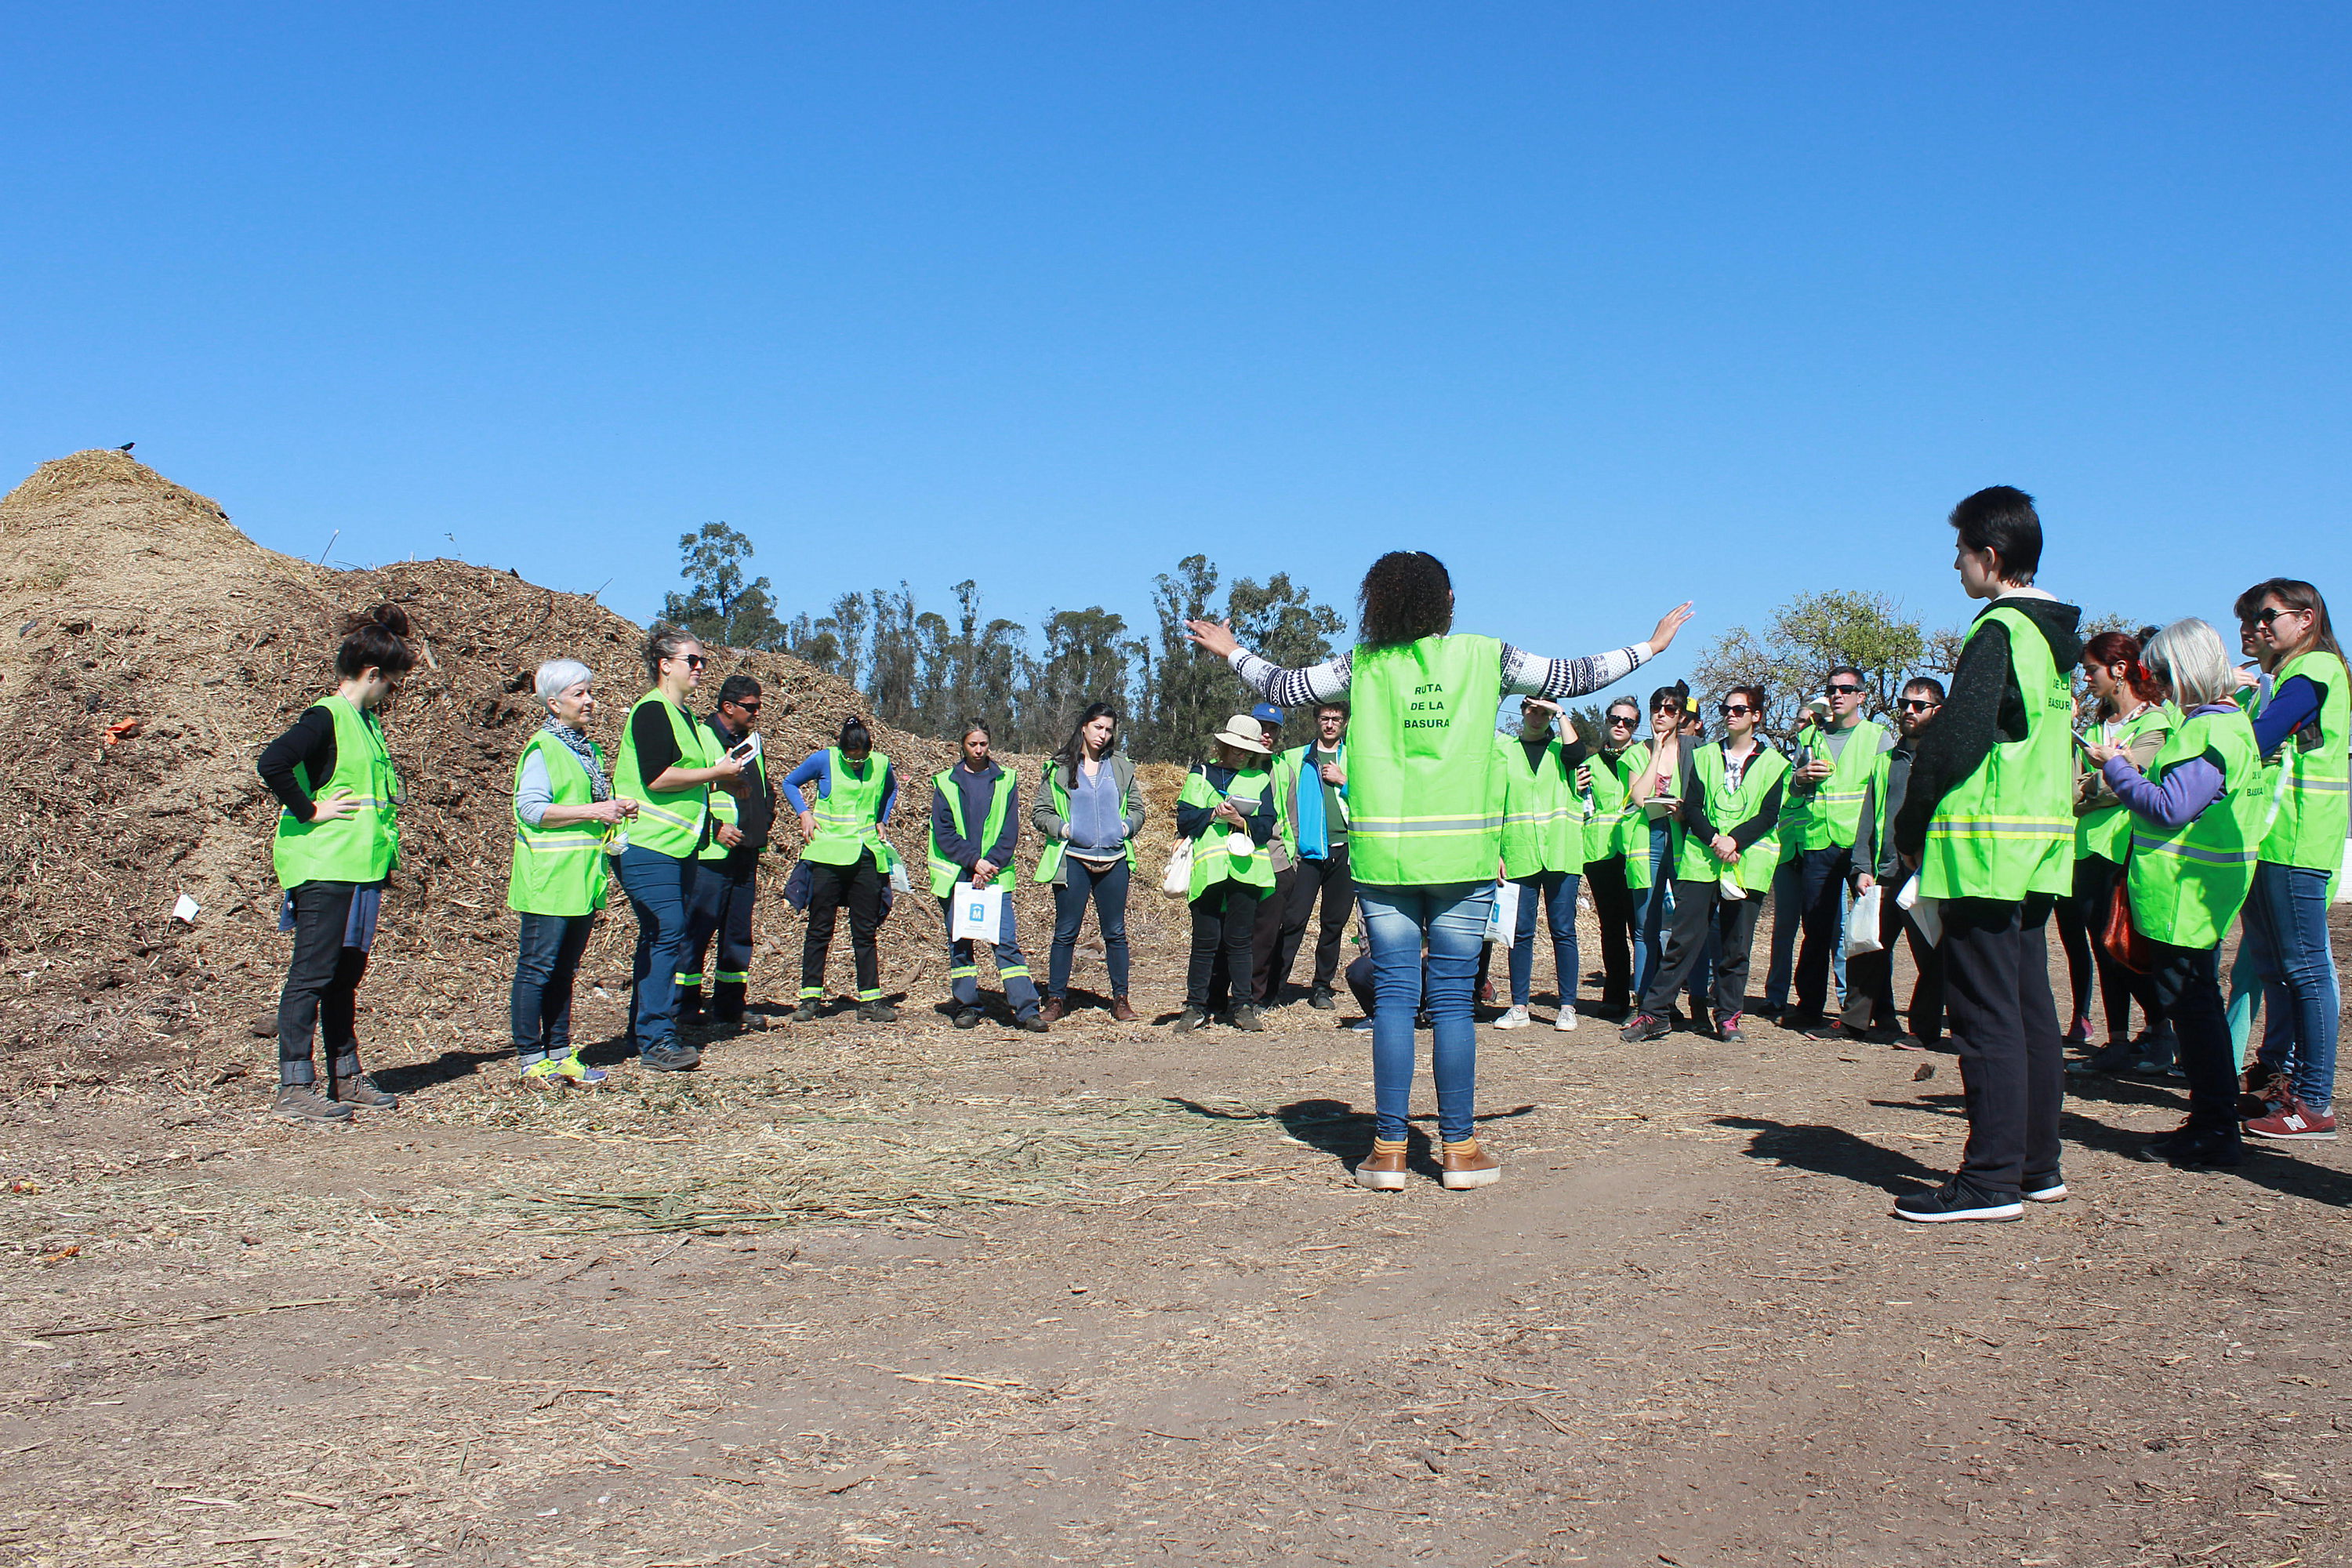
[615,694,713,860]
[2074,706,2172,866]
[927,765,1017,897]
[1582,744,1635,867]
[1347,633,1504,886]
[1032,759,1138,884]
[273,693,400,889]
[1782,719,1887,851]
[1617,740,1657,891]
[1675,741,1791,892]
[1918,606,2076,902]
[1497,733,1588,880]
[506,730,612,916]
[1179,765,1275,896]
[800,749,895,869]
[2126,709,2267,949]
[698,722,765,863]
[2257,650,2350,874]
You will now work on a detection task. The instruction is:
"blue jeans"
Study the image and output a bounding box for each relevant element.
[2244,862,2340,1110]
[614,844,699,1055]
[512,911,596,1065]
[1764,855,1800,1011]
[1508,871,1581,1008]
[1049,857,1131,998]
[1359,881,1491,1144]
[1632,826,1674,1000]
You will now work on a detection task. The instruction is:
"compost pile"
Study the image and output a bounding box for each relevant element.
[0,450,1181,1088]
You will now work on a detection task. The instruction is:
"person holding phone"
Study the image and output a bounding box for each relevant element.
[677,674,776,1033]
[1172,714,1279,1033]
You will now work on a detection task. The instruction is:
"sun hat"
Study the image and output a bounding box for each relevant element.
[1212,713,1273,755]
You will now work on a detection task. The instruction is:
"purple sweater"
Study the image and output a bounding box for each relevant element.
[2100,703,2235,829]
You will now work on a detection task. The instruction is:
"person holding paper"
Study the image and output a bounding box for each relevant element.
[927,726,1047,1032]
[1172,714,1279,1034]
[1621,685,1787,1044]
[677,674,776,1033]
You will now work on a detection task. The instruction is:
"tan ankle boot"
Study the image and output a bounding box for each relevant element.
[1354,1137,1409,1191]
[1439,1137,1500,1189]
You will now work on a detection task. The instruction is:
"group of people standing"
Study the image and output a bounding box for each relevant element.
[256,495,2343,1233]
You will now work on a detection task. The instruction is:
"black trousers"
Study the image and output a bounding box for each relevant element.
[800,851,885,999]
[1789,844,1853,1022]
[683,851,759,1018]
[2142,939,2235,1130]
[1249,863,1298,1004]
[2054,854,2165,1040]
[1640,879,1762,1021]
[1942,895,2065,1199]
[277,880,369,1087]
[1584,855,1636,1009]
[1190,881,1263,1011]
[1839,871,1946,1044]
[1269,844,1356,997]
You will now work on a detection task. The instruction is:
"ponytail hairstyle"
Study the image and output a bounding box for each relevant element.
[2233,577,2344,660]
[641,623,699,684]
[1053,701,1120,772]
[1648,680,1690,717]
[1356,551,1454,647]
[837,717,873,755]
[335,604,416,680]
[2082,629,2165,713]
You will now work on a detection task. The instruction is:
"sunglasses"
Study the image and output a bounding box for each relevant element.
[732,702,761,715]
[1606,713,1638,725]
[1719,703,1752,717]
[2254,607,2304,626]
[676,653,707,669]
[1826,683,1864,696]
[1897,698,1940,712]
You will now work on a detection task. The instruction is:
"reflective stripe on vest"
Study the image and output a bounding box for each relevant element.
[2126,709,2267,948]
[1180,766,1275,895]
[507,730,612,916]
[800,749,891,867]
[1497,734,1588,880]
[1918,606,2076,902]
[272,693,400,889]
[2258,650,2350,873]
[615,694,712,858]
[1346,635,1505,887]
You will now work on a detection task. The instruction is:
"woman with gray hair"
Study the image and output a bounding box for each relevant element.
[506,658,637,1085]
[2087,618,2270,1169]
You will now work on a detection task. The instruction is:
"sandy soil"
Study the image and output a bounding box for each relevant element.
[5,906,2347,1568]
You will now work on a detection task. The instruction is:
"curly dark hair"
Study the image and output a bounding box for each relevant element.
[1356,551,1454,648]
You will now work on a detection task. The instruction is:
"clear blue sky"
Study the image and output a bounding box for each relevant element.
[7,4,2347,697]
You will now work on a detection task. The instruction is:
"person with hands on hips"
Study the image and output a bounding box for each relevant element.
[784,717,900,1023]
[928,724,1046,1033]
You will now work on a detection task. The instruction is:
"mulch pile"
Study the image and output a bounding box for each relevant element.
[0,450,1184,1089]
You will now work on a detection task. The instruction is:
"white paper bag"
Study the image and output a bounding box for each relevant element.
[1846,884,1885,955]
[1161,839,1195,897]
[950,882,1005,943]
[1486,880,1520,946]
[1896,877,1941,946]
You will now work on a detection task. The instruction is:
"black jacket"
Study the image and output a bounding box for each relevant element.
[1894,595,2084,858]
[706,713,779,853]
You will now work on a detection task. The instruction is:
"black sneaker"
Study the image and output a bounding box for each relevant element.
[1619,1012,1670,1044]
[1893,1177,2024,1224]
[1172,1006,1210,1034]
[1229,1004,1265,1033]
[2022,1174,2069,1203]
[2133,1121,2243,1167]
[2067,1041,2137,1076]
[858,1000,898,1023]
[640,1043,702,1073]
[1308,987,1337,1011]
[790,1000,819,1023]
[953,1007,982,1029]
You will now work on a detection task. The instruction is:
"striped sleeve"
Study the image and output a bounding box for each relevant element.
[1501,641,1653,702]
[1228,648,1354,708]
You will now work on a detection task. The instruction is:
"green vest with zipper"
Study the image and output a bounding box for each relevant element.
[1346,633,1505,886]
[1784,719,1887,851]
[1918,607,2076,902]
[272,693,400,889]
[1618,740,1657,891]
[800,749,894,869]
[1033,759,1138,884]
[2256,650,2350,873]
[2126,709,2267,949]
[1180,766,1276,896]
[2074,706,2172,865]
[1675,741,1791,892]
[507,730,611,916]
[1497,733,1588,880]
[927,765,1017,898]
[1583,744,1635,867]
[615,694,712,859]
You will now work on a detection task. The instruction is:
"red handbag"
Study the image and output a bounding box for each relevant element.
[2101,871,2154,975]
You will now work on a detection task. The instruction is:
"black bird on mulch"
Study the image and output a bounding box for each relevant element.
[117,442,134,453]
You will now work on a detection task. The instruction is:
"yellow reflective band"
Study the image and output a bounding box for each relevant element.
[798,985,824,999]
[633,800,699,829]
[2130,835,2262,866]
[949,965,978,978]
[857,989,881,1001]
[1000,966,1031,980]
[673,972,704,985]
[511,834,604,853]
[716,971,749,983]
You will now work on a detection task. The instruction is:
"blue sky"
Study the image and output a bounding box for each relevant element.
[6,4,2347,697]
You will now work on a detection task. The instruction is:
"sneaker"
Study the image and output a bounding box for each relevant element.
[2063,1014,2093,1047]
[1686,1003,1714,1037]
[2245,1098,2338,1141]
[858,1000,898,1023]
[1889,1033,1929,1052]
[640,1043,701,1073]
[1229,1004,1265,1033]
[1173,1006,1210,1034]
[1438,1138,1501,1190]
[1308,987,1337,1011]
[1018,1012,1050,1035]
[271,1085,354,1123]
[1893,1177,2024,1223]
[1494,1005,1530,1029]
[332,1073,400,1110]
[1716,1012,1745,1044]
[2067,1041,2137,1077]
[1354,1139,1409,1191]
[2022,1174,2068,1203]
[2133,1120,2244,1166]
[790,1000,818,1023]
[1619,1012,1670,1044]
[953,1007,983,1030]
[1802,1021,1860,1043]
[1345,1018,1374,1033]
[1553,1006,1579,1033]
[1778,1012,1828,1034]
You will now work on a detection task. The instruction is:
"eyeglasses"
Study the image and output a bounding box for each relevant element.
[1719,703,1752,717]
[1826,683,1864,697]
[1897,698,1939,713]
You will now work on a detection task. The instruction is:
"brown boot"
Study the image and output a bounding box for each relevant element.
[1354,1137,1409,1191]
[1039,997,1065,1025]
[1439,1137,1501,1190]
[1109,996,1138,1022]
[332,1073,401,1111]
[272,1084,354,1123]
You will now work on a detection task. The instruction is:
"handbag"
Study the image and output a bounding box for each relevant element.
[1161,838,1195,898]
[2101,868,2155,975]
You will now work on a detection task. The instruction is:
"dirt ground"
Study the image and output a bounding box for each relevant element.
[5,898,2348,1568]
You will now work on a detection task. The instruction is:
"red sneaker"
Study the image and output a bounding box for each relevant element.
[2244,1097,2338,1141]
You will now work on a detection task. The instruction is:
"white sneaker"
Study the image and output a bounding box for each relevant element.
[1494,1004,1530,1029]
[1346,1018,1374,1033]
[1554,1006,1578,1031]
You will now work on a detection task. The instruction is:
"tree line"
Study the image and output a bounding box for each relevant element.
[659,523,1344,760]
